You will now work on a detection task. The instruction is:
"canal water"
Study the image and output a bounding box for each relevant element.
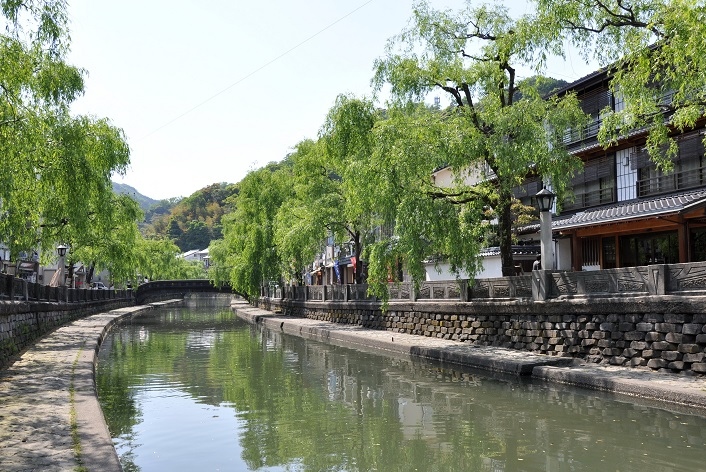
[96,305,706,472]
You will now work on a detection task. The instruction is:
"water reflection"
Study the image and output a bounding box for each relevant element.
[96,307,706,472]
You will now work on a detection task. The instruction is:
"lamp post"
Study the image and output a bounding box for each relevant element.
[56,244,67,287]
[535,187,556,271]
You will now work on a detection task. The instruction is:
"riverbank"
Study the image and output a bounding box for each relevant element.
[232,300,706,414]
[0,300,182,472]
[2,297,705,471]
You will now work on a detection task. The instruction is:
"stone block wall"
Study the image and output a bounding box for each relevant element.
[262,296,706,375]
[0,299,133,368]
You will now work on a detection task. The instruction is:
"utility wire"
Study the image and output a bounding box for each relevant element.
[139,0,377,140]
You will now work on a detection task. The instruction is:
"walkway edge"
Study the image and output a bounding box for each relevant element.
[75,300,184,472]
[0,299,184,472]
[232,301,706,413]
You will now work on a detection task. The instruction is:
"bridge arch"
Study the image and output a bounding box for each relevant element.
[135,279,244,305]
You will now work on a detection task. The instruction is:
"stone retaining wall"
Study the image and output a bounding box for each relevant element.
[260,296,706,375]
[0,299,134,368]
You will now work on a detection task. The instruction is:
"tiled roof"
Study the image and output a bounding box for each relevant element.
[480,245,541,257]
[553,189,706,231]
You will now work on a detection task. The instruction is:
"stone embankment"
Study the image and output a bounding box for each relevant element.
[0,300,182,472]
[262,295,706,375]
[234,300,706,412]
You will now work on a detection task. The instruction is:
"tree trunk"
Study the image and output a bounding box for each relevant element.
[497,186,515,277]
[353,232,363,285]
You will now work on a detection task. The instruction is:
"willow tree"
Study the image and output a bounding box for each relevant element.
[0,0,133,266]
[371,1,587,278]
[216,161,294,299]
[535,0,706,168]
[275,95,381,285]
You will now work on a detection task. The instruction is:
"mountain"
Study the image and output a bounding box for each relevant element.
[112,182,159,212]
[142,182,238,251]
[112,181,237,251]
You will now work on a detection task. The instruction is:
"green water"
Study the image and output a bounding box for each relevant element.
[96,306,706,472]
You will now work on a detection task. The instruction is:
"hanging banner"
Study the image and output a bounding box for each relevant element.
[334,261,341,283]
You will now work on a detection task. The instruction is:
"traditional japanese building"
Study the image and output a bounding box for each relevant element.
[544,69,706,271]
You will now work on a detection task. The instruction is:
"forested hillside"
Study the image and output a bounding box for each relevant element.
[141,182,238,251]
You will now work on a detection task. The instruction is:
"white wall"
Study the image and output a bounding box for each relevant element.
[616,147,637,201]
[424,257,503,281]
[424,262,472,281]
[556,238,572,271]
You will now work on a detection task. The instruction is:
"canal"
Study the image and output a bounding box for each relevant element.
[96,304,706,471]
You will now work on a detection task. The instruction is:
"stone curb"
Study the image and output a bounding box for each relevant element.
[232,301,706,413]
[0,299,183,472]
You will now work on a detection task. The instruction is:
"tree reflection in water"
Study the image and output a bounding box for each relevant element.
[97,307,706,472]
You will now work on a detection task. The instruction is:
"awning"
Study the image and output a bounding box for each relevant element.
[553,188,706,232]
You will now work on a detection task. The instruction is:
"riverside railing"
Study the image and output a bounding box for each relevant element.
[0,273,133,303]
[262,261,706,303]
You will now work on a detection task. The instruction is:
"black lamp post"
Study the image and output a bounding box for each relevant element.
[535,188,556,270]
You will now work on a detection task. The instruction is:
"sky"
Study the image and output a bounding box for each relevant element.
[67,0,596,201]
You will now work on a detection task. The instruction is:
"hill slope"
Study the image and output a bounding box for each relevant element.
[112,182,158,212]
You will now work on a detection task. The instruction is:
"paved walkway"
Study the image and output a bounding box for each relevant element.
[232,301,706,413]
[0,301,181,472]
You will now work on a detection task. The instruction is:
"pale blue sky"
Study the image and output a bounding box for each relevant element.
[67,0,594,200]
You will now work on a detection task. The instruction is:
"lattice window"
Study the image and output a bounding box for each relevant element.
[634,130,706,196]
[564,155,615,211]
[582,237,600,266]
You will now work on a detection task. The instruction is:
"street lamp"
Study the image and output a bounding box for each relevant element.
[56,244,67,287]
[535,187,555,271]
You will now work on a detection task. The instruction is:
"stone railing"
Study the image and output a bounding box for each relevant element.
[262,261,706,303]
[0,273,133,303]
[135,279,237,304]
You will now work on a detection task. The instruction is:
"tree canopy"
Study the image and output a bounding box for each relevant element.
[274,95,382,285]
[214,161,293,299]
[535,0,706,167]
[371,0,587,277]
[0,0,136,273]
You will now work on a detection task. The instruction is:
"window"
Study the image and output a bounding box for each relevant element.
[512,177,542,209]
[620,232,678,267]
[564,85,612,145]
[691,228,706,262]
[634,130,705,197]
[564,155,616,211]
[582,237,600,267]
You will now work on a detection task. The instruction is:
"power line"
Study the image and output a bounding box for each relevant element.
[139,0,378,141]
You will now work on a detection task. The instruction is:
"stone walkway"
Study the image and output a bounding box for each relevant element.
[232,301,706,413]
[0,301,181,472]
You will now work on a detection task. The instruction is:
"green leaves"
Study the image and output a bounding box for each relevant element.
[0,0,139,282]
[372,0,587,276]
[536,0,706,170]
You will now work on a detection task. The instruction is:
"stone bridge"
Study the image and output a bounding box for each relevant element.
[135,279,240,304]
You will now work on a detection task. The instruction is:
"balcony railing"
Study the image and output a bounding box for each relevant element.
[563,119,601,146]
[637,166,706,197]
[563,186,615,212]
